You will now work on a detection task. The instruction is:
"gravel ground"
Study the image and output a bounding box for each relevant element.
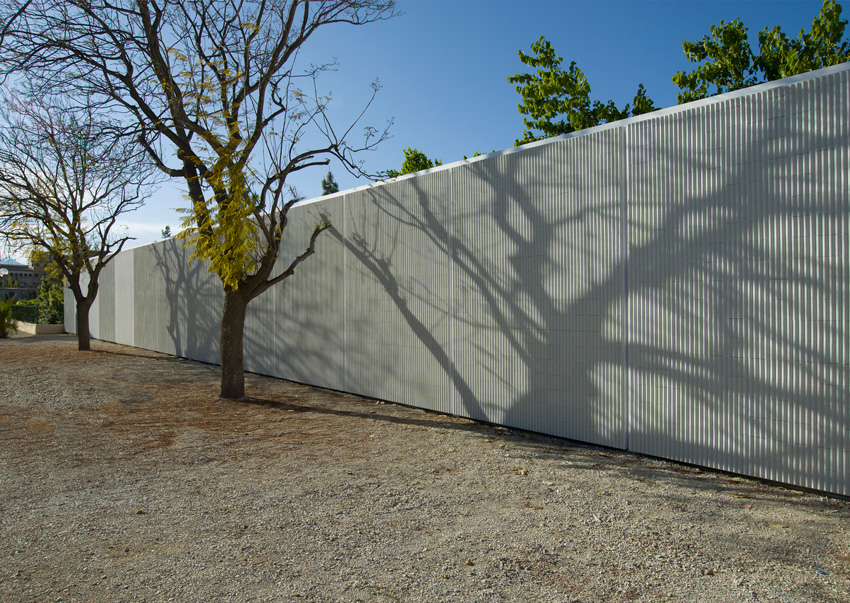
[0,333,848,603]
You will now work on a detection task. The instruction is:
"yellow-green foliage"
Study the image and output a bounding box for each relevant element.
[163,45,265,292]
[178,166,261,291]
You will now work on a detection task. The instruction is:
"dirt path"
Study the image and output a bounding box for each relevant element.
[1,334,848,602]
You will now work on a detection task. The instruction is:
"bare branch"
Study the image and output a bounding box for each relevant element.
[255,217,332,297]
[0,88,157,348]
[0,0,397,392]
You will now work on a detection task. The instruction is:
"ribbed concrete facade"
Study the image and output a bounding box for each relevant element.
[68,64,850,495]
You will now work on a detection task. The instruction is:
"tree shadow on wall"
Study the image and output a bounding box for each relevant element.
[268,200,349,393]
[346,141,622,443]
[150,238,221,364]
[334,224,483,418]
[342,97,847,492]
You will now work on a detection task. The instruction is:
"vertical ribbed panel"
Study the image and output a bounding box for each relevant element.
[344,173,452,413]
[131,238,222,361]
[177,242,222,365]
[451,132,626,448]
[243,289,274,376]
[63,285,76,334]
[65,64,849,496]
[627,69,850,495]
[113,249,135,347]
[244,256,276,378]
[85,269,99,339]
[98,261,115,342]
[272,197,345,391]
[133,240,175,355]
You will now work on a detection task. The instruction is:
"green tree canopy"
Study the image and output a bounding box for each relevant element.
[462,150,496,160]
[16,278,64,324]
[385,147,443,178]
[321,171,340,195]
[673,0,850,103]
[23,249,64,325]
[508,36,656,145]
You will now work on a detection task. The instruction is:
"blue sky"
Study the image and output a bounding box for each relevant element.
[3,0,835,261]
[288,0,829,181]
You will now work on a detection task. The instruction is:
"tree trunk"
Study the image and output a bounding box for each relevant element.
[219,288,249,399]
[76,298,91,351]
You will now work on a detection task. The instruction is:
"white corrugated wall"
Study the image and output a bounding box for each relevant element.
[66,63,850,496]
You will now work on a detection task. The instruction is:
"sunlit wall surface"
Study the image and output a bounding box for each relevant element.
[68,64,849,495]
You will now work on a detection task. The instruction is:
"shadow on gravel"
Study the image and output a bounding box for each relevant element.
[237,388,850,508]
[17,333,845,507]
[239,395,492,437]
[559,452,848,509]
[238,394,838,508]
[4,332,74,343]
[92,347,222,371]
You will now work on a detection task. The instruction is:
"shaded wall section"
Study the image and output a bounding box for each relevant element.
[627,69,849,493]
[66,64,849,496]
[272,197,346,391]
[344,173,452,414]
[450,134,626,447]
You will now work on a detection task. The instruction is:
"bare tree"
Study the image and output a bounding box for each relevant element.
[0,91,154,350]
[0,0,396,397]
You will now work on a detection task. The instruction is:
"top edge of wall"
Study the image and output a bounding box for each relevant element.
[296,61,850,208]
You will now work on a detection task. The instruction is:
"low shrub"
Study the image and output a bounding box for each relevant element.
[0,297,18,338]
[15,280,64,324]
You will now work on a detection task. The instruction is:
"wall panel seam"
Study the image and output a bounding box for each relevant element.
[343,193,347,392]
[621,124,630,450]
[448,168,456,415]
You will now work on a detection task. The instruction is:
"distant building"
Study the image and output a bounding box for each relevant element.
[0,262,41,301]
